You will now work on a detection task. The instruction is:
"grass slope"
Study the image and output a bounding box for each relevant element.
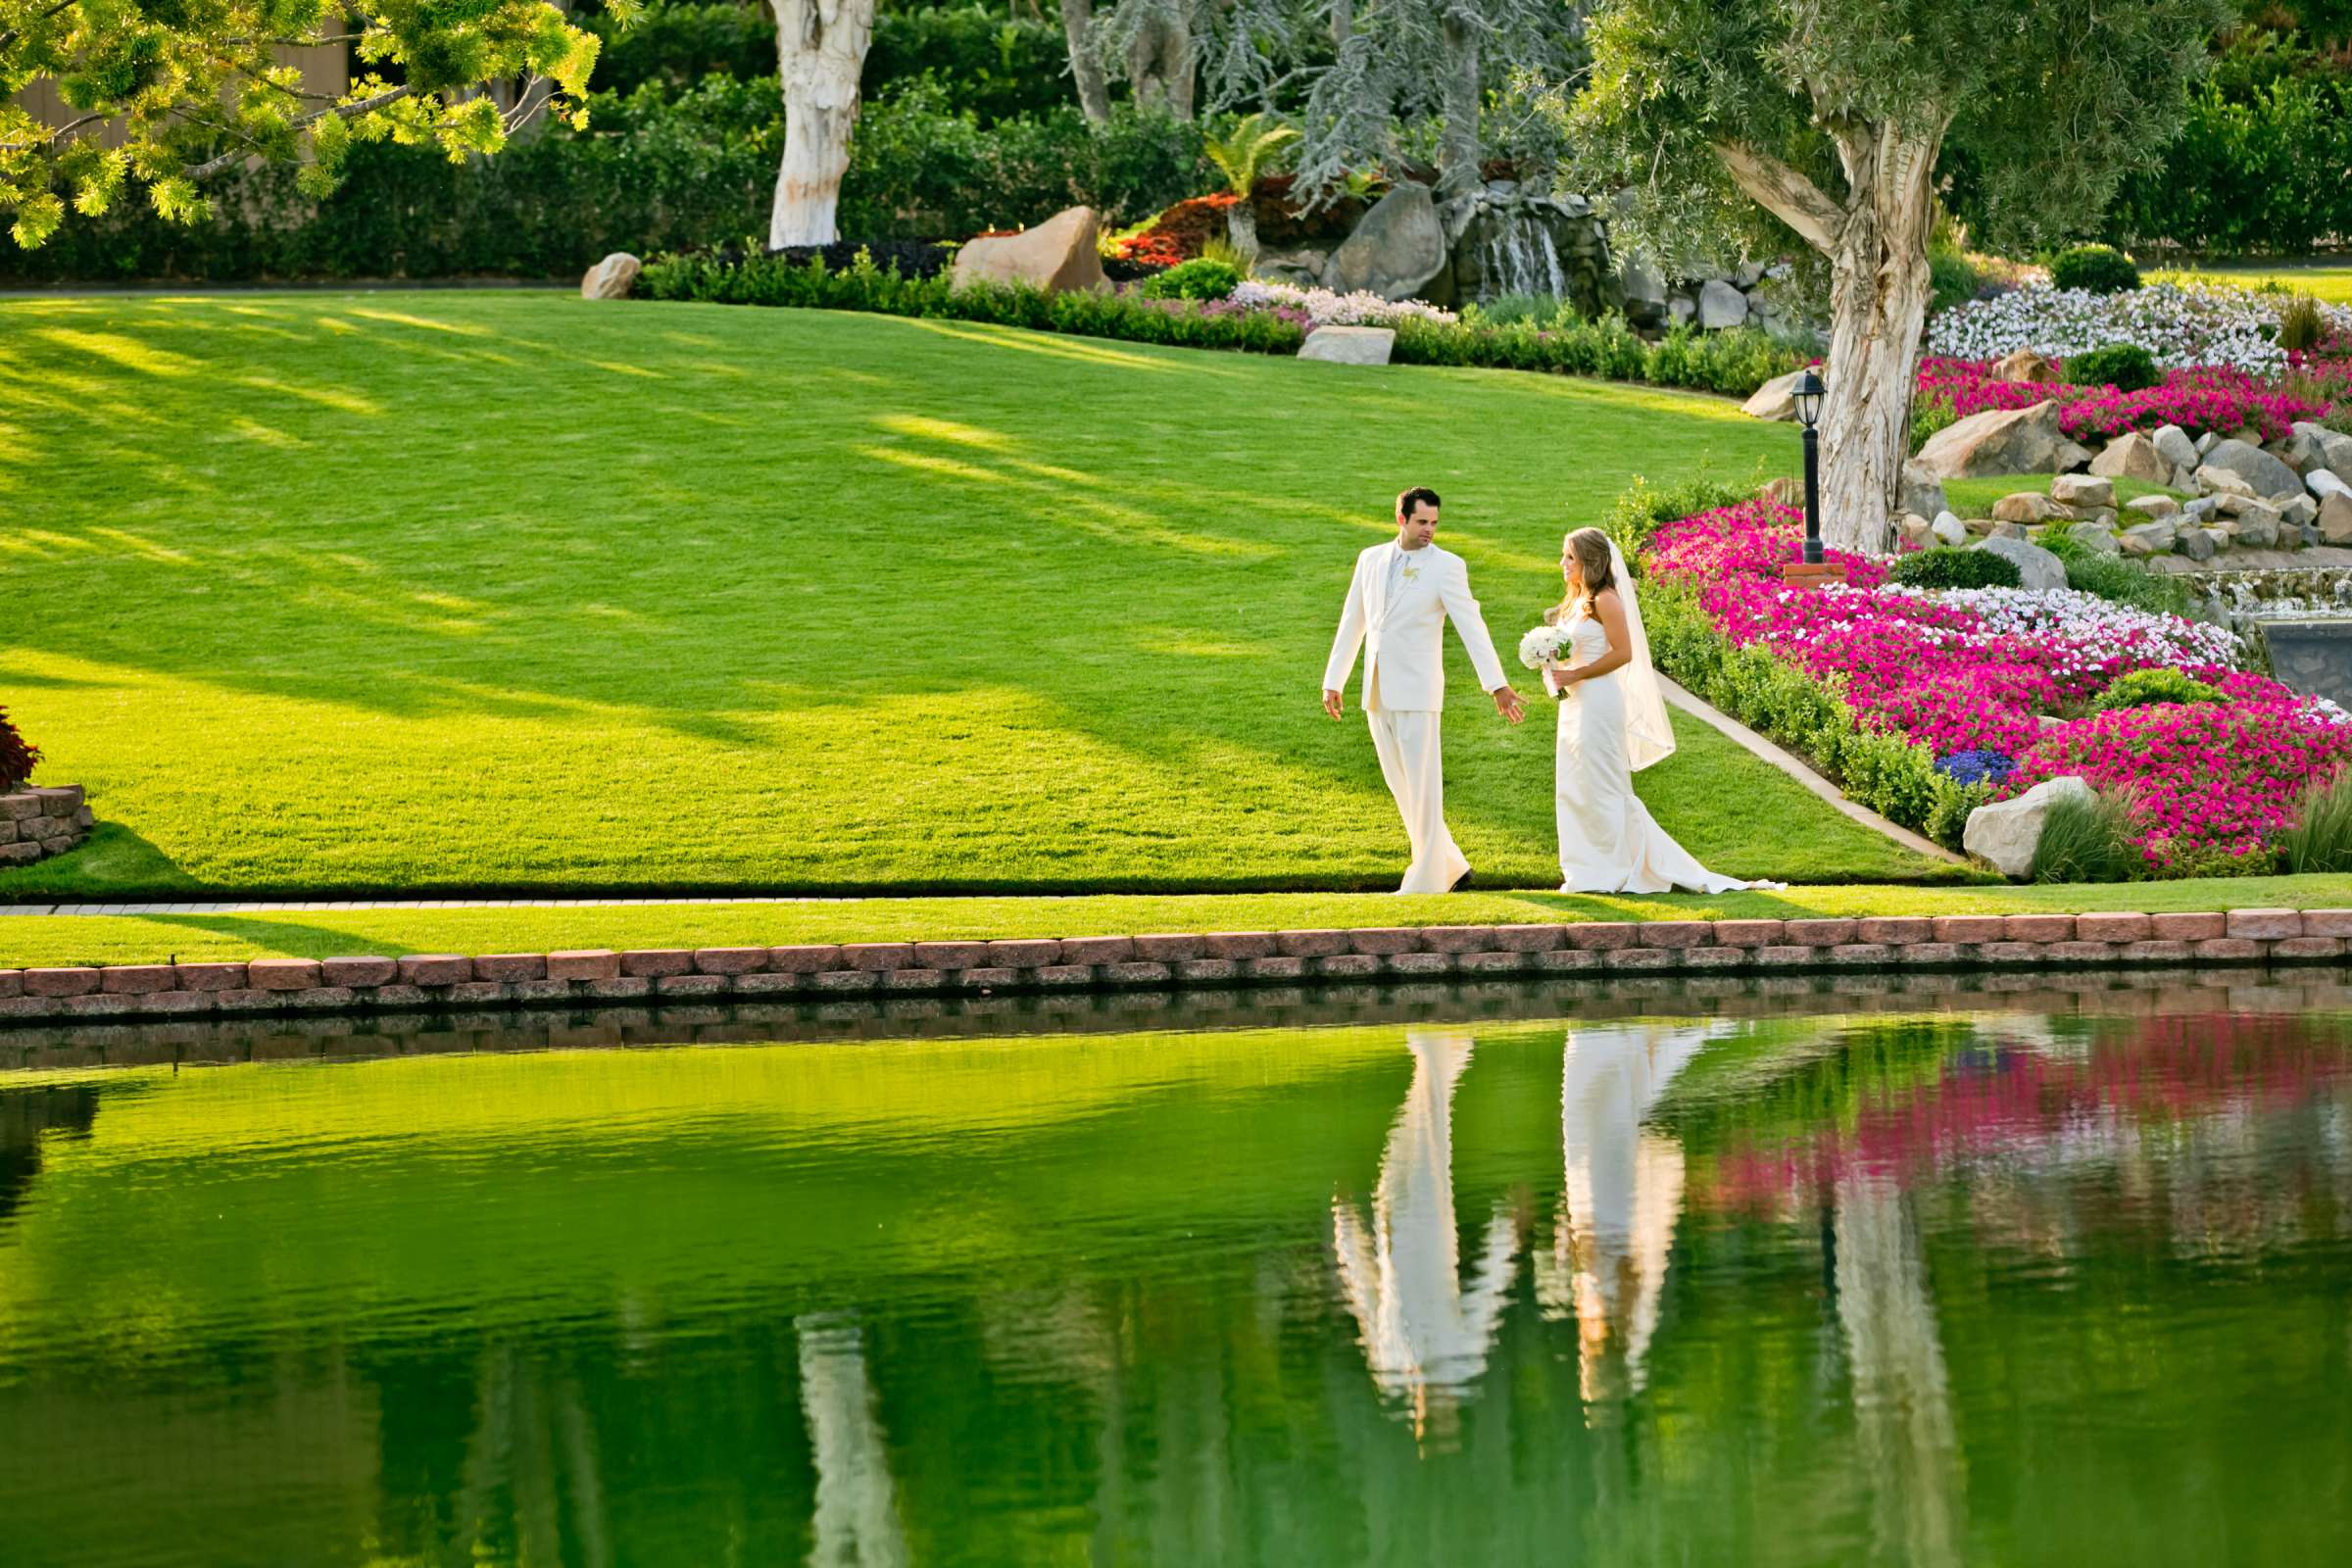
[0,292,1938,898]
[2149,260,2352,305]
[5,874,2350,967]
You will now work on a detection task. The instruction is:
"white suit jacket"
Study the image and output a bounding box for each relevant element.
[1323,542,1509,712]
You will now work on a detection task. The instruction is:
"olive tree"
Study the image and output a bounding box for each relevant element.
[1563,0,2229,554]
[0,0,611,249]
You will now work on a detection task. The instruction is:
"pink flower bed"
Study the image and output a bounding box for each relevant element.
[1916,358,2340,443]
[1646,501,2352,870]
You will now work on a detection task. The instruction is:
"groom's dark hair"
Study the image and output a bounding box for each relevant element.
[1397,486,1442,518]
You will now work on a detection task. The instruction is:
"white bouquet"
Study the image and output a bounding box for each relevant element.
[1518,622,1573,671]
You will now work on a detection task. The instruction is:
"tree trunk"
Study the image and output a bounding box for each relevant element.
[1058,0,1112,124]
[1127,10,1194,120]
[767,0,878,249]
[1437,16,1480,196]
[1331,0,1351,47]
[1226,202,1258,268]
[1713,117,1945,557]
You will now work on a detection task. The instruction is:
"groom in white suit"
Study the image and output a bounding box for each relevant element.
[1323,487,1524,894]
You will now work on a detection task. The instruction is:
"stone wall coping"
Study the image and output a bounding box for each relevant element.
[5,908,2349,1023]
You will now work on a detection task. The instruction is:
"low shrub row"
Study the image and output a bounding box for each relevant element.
[639,249,1309,353]
[1391,312,1809,399]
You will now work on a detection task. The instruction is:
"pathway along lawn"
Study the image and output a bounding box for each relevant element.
[8,876,2352,967]
[1,292,1925,900]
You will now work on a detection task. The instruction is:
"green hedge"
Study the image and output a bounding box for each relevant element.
[2107,70,2352,255]
[587,2,1077,123]
[1639,570,1987,851]
[640,248,1309,354]
[0,78,1209,283]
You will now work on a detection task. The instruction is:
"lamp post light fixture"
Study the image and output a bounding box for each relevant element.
[1791,368,1826,565]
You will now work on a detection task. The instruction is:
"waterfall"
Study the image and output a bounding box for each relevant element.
[1476,206,1569,304]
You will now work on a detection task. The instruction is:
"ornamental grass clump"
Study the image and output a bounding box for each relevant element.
[2029,787,2144,883]
[0,708,37,793]
[2277,771,2352,874]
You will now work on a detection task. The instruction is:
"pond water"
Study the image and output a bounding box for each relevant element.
[3,977,2350,1567]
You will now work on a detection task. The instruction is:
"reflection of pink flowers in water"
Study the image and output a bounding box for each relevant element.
[1697,1018,2352,1214]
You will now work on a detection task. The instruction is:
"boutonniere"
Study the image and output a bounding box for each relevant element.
[1400,562,1422,582]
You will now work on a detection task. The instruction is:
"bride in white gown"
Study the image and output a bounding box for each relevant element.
[1542,528,1781,895]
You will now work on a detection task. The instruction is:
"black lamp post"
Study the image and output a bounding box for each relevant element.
[1791,368,1826,564]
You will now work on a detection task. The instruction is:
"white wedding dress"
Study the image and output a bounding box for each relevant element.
[1546,556,1780,895]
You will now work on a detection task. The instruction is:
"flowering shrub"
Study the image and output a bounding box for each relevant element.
[1227,279,1457,327]
[1928,282,2352,376]
[1642,499,2348,873]
[1936,750,2016,788]
[0,708,36,793]
[2006,703,2352,869]
[1915,358,2336,443]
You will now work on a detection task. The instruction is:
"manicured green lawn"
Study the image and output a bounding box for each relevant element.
[1941,473,2186,520]
[2149,259,2352,305]
[3,875,2347,967]
[0,291,1936,899]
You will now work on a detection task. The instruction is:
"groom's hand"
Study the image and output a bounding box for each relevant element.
[1323,687,1345,720]
[1493,685,1526,724]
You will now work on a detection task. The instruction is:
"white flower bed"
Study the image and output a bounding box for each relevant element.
[1229,280,1458,328]
[1879,582,2244,670]
[1926,283,2352,375]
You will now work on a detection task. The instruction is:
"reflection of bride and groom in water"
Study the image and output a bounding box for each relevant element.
[794,1022,1968,1568]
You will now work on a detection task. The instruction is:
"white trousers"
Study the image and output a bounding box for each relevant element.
[1368,707,1469,894]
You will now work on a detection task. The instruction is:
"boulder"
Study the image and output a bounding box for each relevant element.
[1698,278,1749,328]
[2170,465,2201,492]
[2291,420,2352,483]
[2178,526,2219,562]
[579,252,642,300]
[2054,439,2094,473]
[2089,430,2173,485]
[1973,534,2067,591]
[2075,526,2123,556]
[1964,776,2097,879]
[2216,492,2263,516]
[952,206,1109,293]
[1992,491,2067,524]
[2201,437,2301,501]
[2119,519,2177,556]
[1913,400,2069,478]
[2125,493,2180,518]
[2280,494,2320,528]
[1621,256,1668,313]
[1898,462,1948,522]
[2234,506,2282,550]
[1669,295,1697,326]
[2196,464,2257,499]
[2196,431,2222,457]
[1741,368,1805,421]
[2151,423,2200,473]
[1990,521,2030,541]
[1325,183,1448,302]
[1254,247,1328,287]
[1297,325,1396,366]
[2051,472,2114,508]
[2321,493,2352,547]
[1897,513,1936,547]
[1993,347,2062,383]
[1932,512,1968,547]
[2312,468,2352,504]
[2181,496,2221,522]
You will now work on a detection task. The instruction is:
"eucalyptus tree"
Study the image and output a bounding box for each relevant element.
[1564,0,2230,553]
[0,0,613,249]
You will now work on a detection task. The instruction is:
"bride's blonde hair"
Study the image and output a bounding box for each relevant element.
[1546,528,1617,625]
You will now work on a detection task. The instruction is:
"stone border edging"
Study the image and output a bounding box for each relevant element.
[0,908,2340,1024]
[0,785,92,867]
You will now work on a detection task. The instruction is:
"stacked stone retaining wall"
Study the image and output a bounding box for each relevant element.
[2,908,2343,1024]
